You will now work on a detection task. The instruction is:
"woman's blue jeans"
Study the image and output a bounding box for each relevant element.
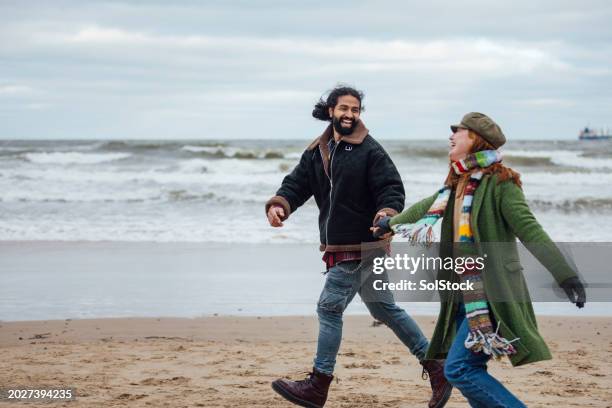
[314,260,429,375]
[444,303,527,408]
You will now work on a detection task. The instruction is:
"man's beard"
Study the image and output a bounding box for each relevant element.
[332,116,356,136]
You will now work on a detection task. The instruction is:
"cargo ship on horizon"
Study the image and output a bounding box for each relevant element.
[579,126,612,140]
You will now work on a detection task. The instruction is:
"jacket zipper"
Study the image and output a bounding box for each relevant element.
[322,140,339,247]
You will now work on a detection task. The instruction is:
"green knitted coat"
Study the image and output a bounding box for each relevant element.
[390,174,577,366]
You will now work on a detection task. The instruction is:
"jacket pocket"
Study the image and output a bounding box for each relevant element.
[335,260,362,274]
[317,267,356,314]
[504,259,523,273]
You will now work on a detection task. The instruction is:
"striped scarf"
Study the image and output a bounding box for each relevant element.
[394,150,518,358]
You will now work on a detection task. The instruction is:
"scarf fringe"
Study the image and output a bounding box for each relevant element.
[393,222,436,245]
[464,326,520,359]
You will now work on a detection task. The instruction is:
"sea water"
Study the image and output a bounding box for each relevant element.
[1,139,611,320]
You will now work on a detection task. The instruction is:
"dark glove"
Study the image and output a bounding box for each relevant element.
[373,216,392,239]
[560,277,586,308]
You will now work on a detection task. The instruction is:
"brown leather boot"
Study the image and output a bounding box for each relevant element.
[421,359,452,408]
[271,368,334,408]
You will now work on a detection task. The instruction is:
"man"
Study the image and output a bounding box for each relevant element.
[266,85,451,408]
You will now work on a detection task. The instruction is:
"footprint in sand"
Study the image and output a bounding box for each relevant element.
[576,363,595,371]
[227,383,250,389]
[343,362,381,369]
[139,376,191,386]
[116,393,148,400]
[383,357,401,365]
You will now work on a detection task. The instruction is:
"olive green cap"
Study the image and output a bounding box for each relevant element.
[450,112,506,148]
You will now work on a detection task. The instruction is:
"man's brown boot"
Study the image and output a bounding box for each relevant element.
[271,368,334,408]
[421,359,452,408]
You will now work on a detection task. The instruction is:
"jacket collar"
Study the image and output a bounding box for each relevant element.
[306,119,369,151]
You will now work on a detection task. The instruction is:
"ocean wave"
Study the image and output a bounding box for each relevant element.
[519,171,612,186]
[502,149,612,170]
[0,178,270,203]
[0,188,159,203]
[0,195,262,205]
[98,141,183,151]
[0,147,36,157]
[166,190,216,202]
[0,163,284,186]
[0,190,218,204]
[392,146,612,171]
[580,150,612,159]
[503,155,556,167]
[182,144,297,160]
[530,198,612,212]
[393,147,448,159]
[22,151,132,165]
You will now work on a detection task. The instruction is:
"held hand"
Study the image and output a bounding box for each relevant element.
[267,206,285,227]
[560,277,586,308]
[374,210,388,222]
[371,216,392,239]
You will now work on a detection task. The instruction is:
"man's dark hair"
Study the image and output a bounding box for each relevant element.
[312,85,365,122]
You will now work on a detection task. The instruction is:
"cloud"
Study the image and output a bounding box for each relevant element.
[15,25,567,77]
[0,1,610,139]
[0,84,35,96]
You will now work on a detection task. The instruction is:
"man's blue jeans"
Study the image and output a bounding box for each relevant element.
[444,303,527,408]
[314,260,429,375]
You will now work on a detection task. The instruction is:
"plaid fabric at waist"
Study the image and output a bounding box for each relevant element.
[322,250,362,269]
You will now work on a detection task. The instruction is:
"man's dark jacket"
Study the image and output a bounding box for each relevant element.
[265,120,405,252]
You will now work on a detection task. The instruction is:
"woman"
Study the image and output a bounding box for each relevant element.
[373,112,586,407]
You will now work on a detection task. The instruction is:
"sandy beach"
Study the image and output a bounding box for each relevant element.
[1,315,611,407]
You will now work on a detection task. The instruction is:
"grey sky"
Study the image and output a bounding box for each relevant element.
[1,0,611,140]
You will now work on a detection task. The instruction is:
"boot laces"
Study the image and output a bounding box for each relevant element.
[300,371,315,383]
[302,370,339,384]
